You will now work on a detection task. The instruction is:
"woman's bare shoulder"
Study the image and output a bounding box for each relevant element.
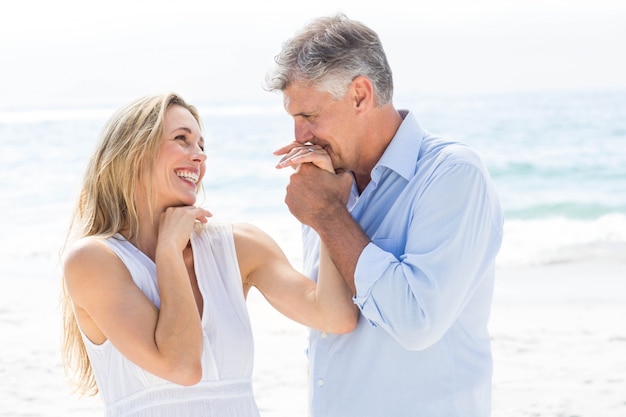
[231,222,290,284]
[63,236,128,293]
[63,236,112,266]
[231,222,278,251]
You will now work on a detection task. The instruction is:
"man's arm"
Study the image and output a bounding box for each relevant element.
[283,163,368,294]
[275,144,369,294]
[280,152,503,351]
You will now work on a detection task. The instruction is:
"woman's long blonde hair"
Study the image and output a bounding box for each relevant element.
[60,93,202,395]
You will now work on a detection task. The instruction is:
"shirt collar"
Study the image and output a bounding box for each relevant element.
[372,110,425,183]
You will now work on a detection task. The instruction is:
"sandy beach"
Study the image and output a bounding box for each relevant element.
[1,255,624,417]
[490,261,626,417]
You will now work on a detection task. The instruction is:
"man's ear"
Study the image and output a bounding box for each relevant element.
[351,75,374,110]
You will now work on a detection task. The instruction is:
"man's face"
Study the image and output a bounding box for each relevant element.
[283,82,361,172]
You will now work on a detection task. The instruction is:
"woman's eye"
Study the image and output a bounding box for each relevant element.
[174,135,203,152]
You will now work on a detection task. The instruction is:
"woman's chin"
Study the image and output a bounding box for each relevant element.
[167,196,197,208]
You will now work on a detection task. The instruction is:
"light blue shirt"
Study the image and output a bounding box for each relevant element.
[301,111,504,417]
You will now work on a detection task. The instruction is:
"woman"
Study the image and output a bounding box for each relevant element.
[60,93,357,417]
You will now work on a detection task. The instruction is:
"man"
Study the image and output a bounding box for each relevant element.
[267,13,504,417]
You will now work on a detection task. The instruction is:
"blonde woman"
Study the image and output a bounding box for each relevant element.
[61,93,357,417]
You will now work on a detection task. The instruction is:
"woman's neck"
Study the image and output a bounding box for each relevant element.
[122,212,161,261]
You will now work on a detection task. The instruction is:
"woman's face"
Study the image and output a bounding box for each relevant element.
[149,104,206,210]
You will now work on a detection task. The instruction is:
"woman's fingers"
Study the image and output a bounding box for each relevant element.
[276,145,334,173]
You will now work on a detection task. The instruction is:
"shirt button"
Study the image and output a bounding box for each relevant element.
[321,332,328,339]
[317,378,324,386]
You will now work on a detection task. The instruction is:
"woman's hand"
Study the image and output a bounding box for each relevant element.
[156,206,212,253]
[274,142,335,173]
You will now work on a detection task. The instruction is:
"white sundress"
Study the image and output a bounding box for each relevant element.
[81,223,260,417]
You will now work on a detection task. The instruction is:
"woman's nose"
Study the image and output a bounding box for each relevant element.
[191,145,207,163]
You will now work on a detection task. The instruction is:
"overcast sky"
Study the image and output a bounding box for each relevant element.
[1,0,625,109]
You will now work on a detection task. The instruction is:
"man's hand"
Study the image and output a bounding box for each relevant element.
[283,163,353,229]
[274,142,368,290]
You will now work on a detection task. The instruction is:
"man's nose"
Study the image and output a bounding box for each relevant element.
[294,120,314,144]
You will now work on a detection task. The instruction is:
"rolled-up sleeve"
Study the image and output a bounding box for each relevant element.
[353,160,503,351]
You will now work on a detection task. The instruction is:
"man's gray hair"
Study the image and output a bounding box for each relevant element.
[265,13,394,106]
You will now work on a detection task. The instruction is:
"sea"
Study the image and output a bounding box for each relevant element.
[1,88,624,269]
[0,88,625,416]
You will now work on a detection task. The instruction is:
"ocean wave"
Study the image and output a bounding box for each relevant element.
[497,213,626,268]
[505,202,626,220]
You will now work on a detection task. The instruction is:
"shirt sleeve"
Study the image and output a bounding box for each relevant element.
[353,160,504,351]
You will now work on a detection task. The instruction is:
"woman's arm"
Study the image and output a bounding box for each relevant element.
[63,206,210,385]
[235,222,358,334]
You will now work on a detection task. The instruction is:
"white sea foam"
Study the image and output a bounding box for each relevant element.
[498,213,626,268]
